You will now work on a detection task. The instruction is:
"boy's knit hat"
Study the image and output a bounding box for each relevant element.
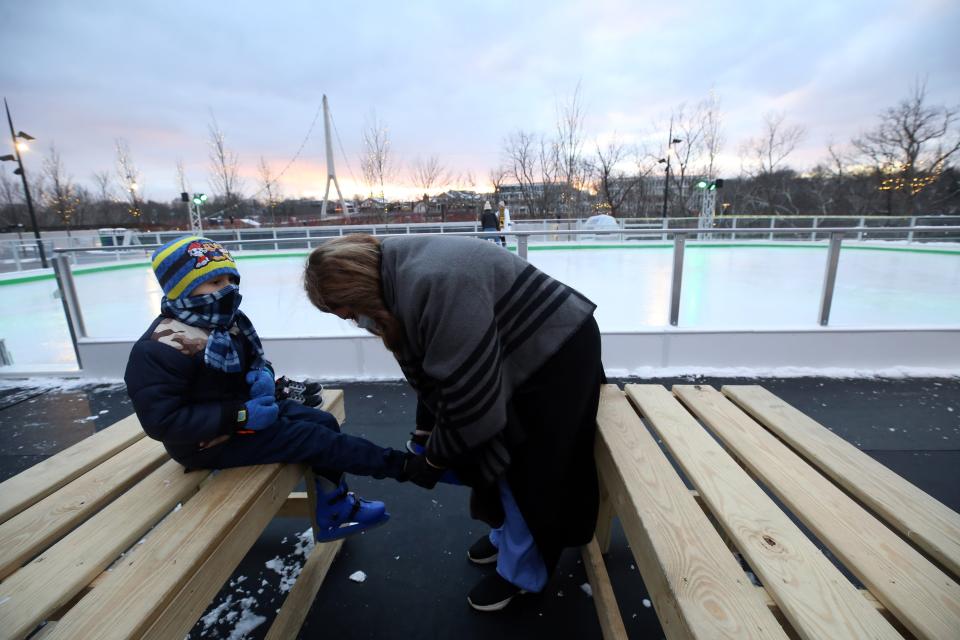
[151,236,240,299]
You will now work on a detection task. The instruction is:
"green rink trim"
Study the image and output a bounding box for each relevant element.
[0,241,957,287]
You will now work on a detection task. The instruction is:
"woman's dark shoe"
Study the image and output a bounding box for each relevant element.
[467,573,526,611]
[467,535,499,565]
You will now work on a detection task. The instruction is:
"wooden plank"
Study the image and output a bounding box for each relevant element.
[723,385,960,578]
[0,436,167,581]
[0,459,208,640]
[264,538,343,640]
[581,536,629,640]
[276,491,310,518]
[674,385,960,640]
[755,587,914,639]
[0,415,144,525]
[321,388,346,424]
[595,385,788,640]
[594,473,616,554]
[44,462,303,640]
[625,384,899,640]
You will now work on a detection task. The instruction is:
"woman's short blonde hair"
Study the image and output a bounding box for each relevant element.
[303,234,403,351]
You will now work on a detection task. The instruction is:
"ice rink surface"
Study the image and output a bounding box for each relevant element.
[1,242,958,367]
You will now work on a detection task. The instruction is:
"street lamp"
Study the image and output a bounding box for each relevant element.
[1,98,46,268]
[659,130,683,219]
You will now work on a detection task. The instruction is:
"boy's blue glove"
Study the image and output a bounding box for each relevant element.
[240,395,279,431]
[245,368,275,399]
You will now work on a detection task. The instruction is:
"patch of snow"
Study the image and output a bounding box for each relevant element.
[349,570,367,583]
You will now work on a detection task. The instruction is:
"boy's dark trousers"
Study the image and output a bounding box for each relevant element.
[174,400,404,483]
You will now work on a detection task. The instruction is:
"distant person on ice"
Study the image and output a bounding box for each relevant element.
[124,235,409,542]
[304,233,604,611]
[480,200,500,244]
[497,200,511,247]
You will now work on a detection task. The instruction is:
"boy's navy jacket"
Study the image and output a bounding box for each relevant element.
[124,314,264,460]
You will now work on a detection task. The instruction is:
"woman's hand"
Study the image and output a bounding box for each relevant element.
[399,453,445,489]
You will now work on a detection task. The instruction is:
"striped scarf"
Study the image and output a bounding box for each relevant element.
[160,284,265,373]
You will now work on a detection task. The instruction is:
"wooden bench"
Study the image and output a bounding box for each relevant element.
[0,391,347,640]
[583,384,960,640]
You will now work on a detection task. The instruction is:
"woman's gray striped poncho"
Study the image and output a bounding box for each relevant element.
[380,235,596,484]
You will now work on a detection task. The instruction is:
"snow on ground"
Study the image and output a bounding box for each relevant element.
[191,528,314,639]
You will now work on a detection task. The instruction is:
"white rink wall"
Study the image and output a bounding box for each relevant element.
[1,241,959,378]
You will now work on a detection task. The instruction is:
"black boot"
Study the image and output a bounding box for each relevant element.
[467,574,526,612]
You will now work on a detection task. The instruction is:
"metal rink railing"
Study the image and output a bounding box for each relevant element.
[44,223,960,368]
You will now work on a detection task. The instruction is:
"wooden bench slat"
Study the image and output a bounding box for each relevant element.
[596,385,788,640]
[723,385,960,578]
[0,436,167,581]
[44,462,302,640]
[625,384,900,640]
[0,460,209,640]
[0,415,144,525]
[675,384,960,640]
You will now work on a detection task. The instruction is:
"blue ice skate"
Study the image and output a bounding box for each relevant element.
[314,479,389,541]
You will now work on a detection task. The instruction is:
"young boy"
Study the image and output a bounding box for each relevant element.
[124,236,408,541]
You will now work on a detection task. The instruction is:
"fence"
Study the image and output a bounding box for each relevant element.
[3,214,960,274]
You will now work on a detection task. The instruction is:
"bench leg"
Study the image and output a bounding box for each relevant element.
[264,538,343,640]
[303,468,321,543]
[581,536,629,640]
[595,474,616,554]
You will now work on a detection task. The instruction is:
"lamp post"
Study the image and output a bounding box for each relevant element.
[658,122,682,219]
[1,98,46,268]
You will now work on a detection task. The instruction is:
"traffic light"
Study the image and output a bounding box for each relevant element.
[192,193,207,205]
[696,180,708,189]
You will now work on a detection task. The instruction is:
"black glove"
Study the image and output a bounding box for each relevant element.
[399,452,445,489]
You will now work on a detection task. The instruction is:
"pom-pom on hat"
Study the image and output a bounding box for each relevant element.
[151,236,240,299]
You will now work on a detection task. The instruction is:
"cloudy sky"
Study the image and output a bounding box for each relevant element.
[2,0,958,202]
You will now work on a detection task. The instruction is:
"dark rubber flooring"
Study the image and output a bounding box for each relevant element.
[1,376,957,639]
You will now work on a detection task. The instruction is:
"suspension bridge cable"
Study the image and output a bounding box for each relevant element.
[329,109,359,188]
[206,103,323,217]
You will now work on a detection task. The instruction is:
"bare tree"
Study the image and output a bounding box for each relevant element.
[257,156,282,225]
[591,136,635,216]
[42,144,79,232]
[739,112,806,214]
[556,82,588,214]
[503,130,536,213]
[410,155,448,194]
[208,116,243,207]
[459,170,476,190]
[668,102,711,213]
[176,159,189,195]
[700,91,724,180]
[360,110,393,209]
[115,139,143,220]
[743,112,806,176]
[633,146,663,217]
[89,170,118,225]
[92,170,113,202]
[853,79,960,214]
[488,165,509,207]
[0,173,22,227]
